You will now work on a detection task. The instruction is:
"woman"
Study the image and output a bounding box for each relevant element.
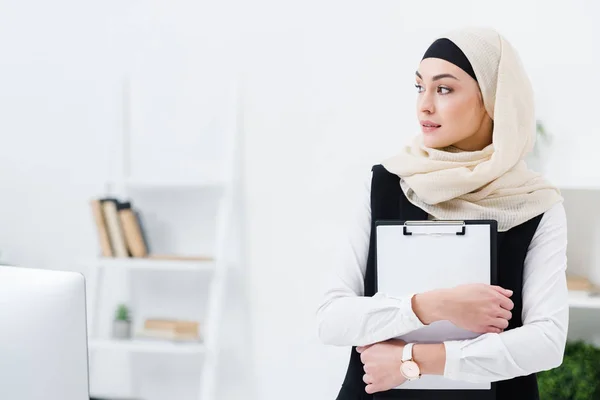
[316,26,569,399]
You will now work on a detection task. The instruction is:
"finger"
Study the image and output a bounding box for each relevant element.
[363,364,371,373]
[365,384,380,394]
[496,293,514,311]
[485,326,502,334]
[363,374,373,384]
[491,285,513,297]
[497,308,512,321]
[490,317,509,330]
[478,325,500,334]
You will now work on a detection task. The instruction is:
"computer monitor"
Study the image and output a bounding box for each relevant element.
[0,265,89,399]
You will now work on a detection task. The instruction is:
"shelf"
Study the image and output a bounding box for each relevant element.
[94,257,215,272]
[89,338,206,355]
[569,290,600,309]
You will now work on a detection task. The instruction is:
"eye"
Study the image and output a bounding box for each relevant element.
[437,86,452,95]
[414,84,424,93]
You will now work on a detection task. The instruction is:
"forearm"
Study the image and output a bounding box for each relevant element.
[411,289,450,325]
[442,318,567,382]
[413,343,446,375]
[408,314,566,383]
[408,321,567,382]
[317,293,425,346]
[403,290,450,375]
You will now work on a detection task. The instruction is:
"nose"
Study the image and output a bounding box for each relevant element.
[418,90,435,115]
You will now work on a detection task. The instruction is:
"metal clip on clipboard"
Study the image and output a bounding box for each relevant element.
[402,220,466,236]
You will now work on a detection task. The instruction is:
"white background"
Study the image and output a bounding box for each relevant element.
[0,1,599,399]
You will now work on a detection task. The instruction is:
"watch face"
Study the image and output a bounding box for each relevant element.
[400,360,420,379]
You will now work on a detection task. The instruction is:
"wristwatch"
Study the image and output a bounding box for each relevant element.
[400,343,421,381]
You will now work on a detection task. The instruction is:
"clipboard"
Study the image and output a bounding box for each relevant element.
[373,220,497,400]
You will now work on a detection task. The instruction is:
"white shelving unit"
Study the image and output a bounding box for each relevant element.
[89,338,207,355]
[92,257,216,272]
[88,178,234,400]
[87,69,242,399]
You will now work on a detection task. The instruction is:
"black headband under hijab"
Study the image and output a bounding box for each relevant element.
[422,38,478,83]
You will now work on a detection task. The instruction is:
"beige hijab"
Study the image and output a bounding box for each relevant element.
[382,27,562,232]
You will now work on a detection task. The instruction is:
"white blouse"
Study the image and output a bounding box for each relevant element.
[316,172,569,383]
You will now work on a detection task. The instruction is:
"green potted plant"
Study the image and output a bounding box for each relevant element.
[537,340,600,399]
[112,303,132,340]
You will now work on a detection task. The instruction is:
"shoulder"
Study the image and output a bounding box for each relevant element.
[347,166,375,197]
[530,202,567,246]
[538,202,567,231]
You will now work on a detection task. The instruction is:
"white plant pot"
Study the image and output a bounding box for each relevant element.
[112,320,132,339]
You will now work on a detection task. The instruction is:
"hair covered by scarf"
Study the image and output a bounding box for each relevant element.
[381,27,562,232]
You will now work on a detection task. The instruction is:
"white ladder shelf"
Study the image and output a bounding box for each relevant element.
[87,179,233,400]
[87,71,242,399]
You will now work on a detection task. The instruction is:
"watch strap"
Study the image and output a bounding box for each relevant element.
[402,342,414,362]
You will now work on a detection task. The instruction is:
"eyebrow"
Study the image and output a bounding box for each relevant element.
[415,71,459,81]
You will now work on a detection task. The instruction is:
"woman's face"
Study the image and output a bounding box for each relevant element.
[415,58,493,151]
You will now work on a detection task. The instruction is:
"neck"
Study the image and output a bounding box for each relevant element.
[452,118,493,151]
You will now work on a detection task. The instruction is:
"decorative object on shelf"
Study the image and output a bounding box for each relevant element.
[112,304,132,340]
[137,318,201,342]
[525,119,553,173]
[537,340,600,399]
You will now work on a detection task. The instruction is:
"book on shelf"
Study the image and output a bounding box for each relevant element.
[118,201,148,258]
[90,196,149,258]
[90,196,213,262]
[101,198,129,258]
[136,318,201,342]
[90,199,113,257]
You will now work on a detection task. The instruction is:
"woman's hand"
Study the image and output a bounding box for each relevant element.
[413,284,514,334]
[445,283,514,333]
[356,339,407,394]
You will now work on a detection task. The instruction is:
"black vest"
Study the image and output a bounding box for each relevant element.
[336,165,544,400]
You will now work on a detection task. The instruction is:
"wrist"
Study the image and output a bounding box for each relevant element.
[412,289,450,324]
[412,343,446,376]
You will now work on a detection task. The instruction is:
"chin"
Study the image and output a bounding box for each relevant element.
[422,135,453,149]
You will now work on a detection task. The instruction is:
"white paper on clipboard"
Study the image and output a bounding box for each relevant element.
[376,221,493,390]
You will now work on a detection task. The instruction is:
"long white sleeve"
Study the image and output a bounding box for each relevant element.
[315,172,425,347]
[443,202,569,382]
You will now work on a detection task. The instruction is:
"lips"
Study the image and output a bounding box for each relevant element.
[420,120,441,133]
[421,120,441,128]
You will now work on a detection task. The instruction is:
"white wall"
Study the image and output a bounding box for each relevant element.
[242,1,600,399]
[0,0,119,271]
[0,0,241,271]
[0,1,250,399]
